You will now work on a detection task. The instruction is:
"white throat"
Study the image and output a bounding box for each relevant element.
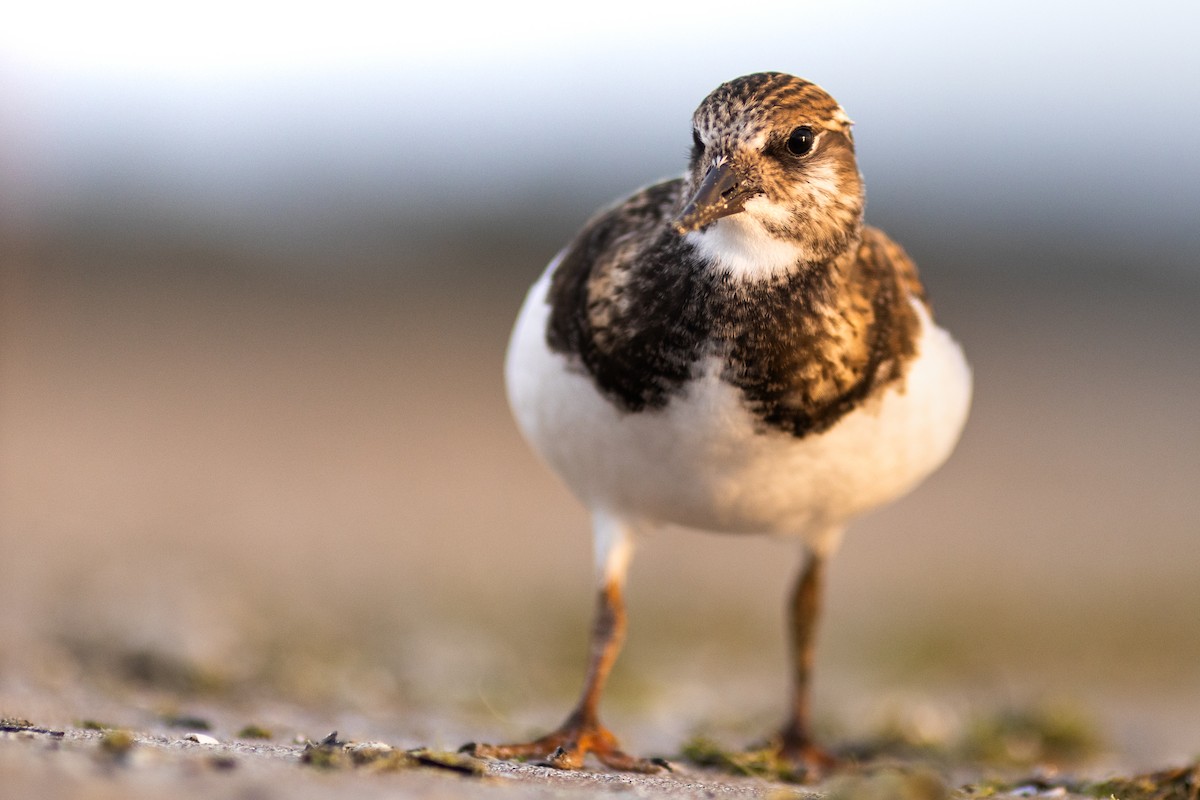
[684,199,808,280]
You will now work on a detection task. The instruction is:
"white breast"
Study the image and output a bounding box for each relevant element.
[505,267,972,554]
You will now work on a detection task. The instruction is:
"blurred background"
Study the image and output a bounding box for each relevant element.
[1,0,1197,776]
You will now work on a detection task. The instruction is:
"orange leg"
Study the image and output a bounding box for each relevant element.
[463,579,667,773]
[775,549,838,780]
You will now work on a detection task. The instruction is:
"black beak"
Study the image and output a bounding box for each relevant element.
[672,161,759,235]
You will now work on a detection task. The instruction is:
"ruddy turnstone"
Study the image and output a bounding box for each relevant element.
[465,72,971,779]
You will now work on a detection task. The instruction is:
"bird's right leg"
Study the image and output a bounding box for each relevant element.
[463,515,666,773]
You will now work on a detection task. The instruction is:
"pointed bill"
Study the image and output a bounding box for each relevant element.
[672,161,760,235]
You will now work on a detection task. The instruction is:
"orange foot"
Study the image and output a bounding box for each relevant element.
[774,738,839,783]
[462,719,669,773]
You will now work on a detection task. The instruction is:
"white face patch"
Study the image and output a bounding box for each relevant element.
[685,203,811,280]
[800,159,841,205]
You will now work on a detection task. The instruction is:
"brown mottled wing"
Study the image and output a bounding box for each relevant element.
[840,226,925,403]
[546,179,685,361]
[544,179,709,412]
[859,225,929,310]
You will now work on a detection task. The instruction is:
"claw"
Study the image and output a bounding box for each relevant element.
[543,744,583,770]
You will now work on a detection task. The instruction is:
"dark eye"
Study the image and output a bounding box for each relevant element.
[691,128,704,159]
[785,126,815,156]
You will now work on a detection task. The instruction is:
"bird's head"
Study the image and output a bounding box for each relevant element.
[674,72,864,275]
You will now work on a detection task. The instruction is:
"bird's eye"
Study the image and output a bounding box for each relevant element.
[785,126,815,156]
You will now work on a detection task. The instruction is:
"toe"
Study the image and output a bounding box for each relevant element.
[595,748,672,774]
[776,742,838,782]
[461,722,666,774]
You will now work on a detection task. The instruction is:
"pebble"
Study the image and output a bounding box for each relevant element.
[184,733,220,745]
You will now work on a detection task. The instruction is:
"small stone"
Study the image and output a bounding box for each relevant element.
[184,733,221,745]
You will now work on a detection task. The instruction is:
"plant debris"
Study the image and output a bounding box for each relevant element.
[1,717,34,728]
[825,767,949,800]
[299,732,350,770]
[680,736,808,783]
[961,705,1101,767]
[98,730,137,763]
[237,724,273,740]
[78,720,113,731]
[297,734,488,777]
[957,761,1200,799]
[161,712,212,730]
[408,747,489,776]
[1087,762,1200,800]
[0,718,65,738]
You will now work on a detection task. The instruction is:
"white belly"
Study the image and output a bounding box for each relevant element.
[505,269,971,552]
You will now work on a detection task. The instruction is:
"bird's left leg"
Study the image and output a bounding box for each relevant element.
[464,515,666,773]
[773,545,839,780]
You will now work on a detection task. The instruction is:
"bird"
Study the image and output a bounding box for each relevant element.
[463,71,972,779]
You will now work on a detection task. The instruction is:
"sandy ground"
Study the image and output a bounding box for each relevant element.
[1,235,1198,796]
[1,723,827,800]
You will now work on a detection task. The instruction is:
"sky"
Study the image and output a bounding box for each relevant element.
[2,0,1197,279]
